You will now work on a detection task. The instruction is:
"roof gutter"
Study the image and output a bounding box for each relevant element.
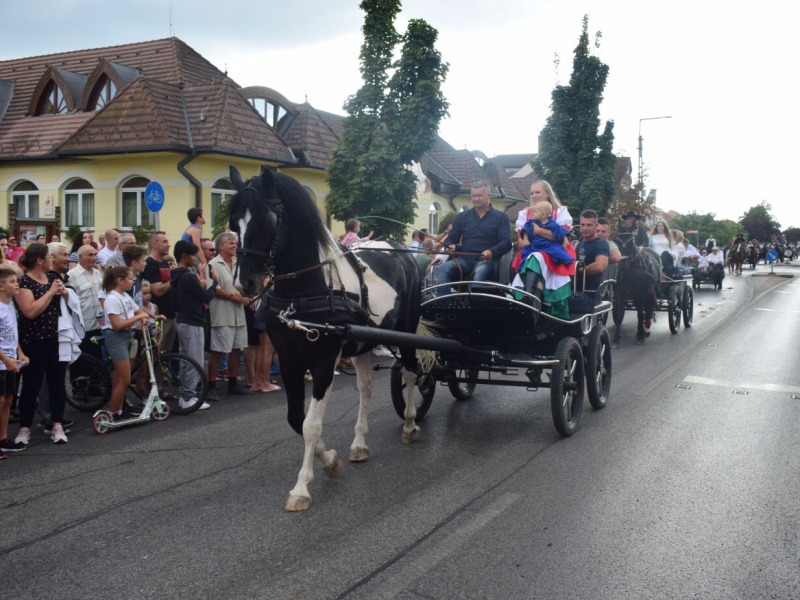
[178,86,202,208]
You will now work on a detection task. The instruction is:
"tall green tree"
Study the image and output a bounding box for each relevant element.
[739,201,781,241]
[532,15,615,216]
[327,0,448,240]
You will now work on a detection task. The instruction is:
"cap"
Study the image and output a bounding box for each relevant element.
[8,237,17,242]
[622,211,642,219]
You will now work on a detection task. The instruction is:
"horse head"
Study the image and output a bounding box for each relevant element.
[228,166,281,295]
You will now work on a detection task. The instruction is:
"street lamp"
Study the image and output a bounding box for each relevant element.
[638,115,672,218]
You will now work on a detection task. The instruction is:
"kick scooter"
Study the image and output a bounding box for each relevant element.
[92,324,170,434]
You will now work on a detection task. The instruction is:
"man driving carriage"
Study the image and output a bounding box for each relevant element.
[434,181,512,296]
[617,211,649,248]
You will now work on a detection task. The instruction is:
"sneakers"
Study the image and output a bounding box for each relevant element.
[228,385,253,396]
[372,346,393,357]
[14,427,31,445]
[0,438,27,452]
[270,363,280,375]
[51,424,68,444]
[179,397,210,410]
[41,419,73,434]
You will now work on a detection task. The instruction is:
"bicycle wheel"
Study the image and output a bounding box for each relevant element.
[157,353,208,415]
[65,353,111,412]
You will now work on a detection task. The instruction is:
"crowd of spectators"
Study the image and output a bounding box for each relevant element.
[0,209,282,458]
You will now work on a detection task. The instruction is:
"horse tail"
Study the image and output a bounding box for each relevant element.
[413,319,439,375]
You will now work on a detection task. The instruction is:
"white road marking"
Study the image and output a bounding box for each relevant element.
[755,308,800,314]
[683,375,800,395]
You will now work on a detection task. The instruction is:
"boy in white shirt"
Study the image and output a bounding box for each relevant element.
[0,268,29,456]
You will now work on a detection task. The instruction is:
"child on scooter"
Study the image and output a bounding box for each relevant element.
[102,266,149,422]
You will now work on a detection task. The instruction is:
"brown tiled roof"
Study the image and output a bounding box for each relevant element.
[482,159,526,202]
[493,153,536,172]
[427,147,500,196]
[420,151,459,186]
[0,37,293,161]
[280,103,341,168]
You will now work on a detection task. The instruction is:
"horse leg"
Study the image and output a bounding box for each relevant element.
[635,300,646,345]
[285,388,341,512]
[612,290,624,348]
[349,351,373,462]
[400,365,421,444]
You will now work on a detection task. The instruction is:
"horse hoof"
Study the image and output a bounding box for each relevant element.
[325,454,344,476]
[349,447,369,463]
[402,425,421,445]
[285,495,312,512]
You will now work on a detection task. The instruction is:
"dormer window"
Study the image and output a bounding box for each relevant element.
[38,81,68,115]
[241,86,296,131]
[91,76,117,110]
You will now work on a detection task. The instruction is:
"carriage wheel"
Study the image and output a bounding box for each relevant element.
[682,286,694,328]
[550,337,585,437]
[448,368,479,401]
[585,326,612,410]
[667,287,682,333]
[389,363,435,422]
[612,288,625,326]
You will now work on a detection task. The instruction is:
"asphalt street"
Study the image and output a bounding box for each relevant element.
[1,263,798,600]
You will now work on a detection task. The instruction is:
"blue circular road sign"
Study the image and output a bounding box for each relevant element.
[766,250,779,263]
[145,181,165,213]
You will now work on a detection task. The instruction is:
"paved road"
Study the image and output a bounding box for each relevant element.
[2,265,798,599]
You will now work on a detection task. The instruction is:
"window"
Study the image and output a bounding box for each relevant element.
[63,179,95,227]
[12,181,39,219]
[92,76,117,110]
[211,178,236,232]
[428,203,441,235]
[38,82,68,115]
[120,177,154,228]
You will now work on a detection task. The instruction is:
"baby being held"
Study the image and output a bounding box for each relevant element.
[518,201,574,269]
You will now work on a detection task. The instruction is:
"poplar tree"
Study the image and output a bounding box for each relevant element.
[327,0,448,240]
[532,15,615,216]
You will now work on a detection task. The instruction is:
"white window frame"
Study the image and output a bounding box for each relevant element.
[120,178,154,229]
[13,191,39,219]
[63,185,94,227]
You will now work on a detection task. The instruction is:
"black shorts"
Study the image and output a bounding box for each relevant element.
[0,370,19,396]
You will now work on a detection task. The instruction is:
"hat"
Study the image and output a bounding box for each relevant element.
[701,249,707,253]
[622,211,642,219]
[8,237,16,242]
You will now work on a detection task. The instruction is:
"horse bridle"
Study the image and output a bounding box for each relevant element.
[236,183,284,279]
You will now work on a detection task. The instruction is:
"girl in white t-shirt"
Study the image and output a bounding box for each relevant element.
[102,266,148,422]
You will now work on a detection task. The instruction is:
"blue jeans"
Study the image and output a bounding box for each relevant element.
[435,257,493,297]
[567,292,598,310]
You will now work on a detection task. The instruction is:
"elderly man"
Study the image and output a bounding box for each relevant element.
[435,181,512,296]
[200,237,216,265]
[104,232,135,267]
[67,245,104,358]
[206,232,252,396]
[142,232,177,352]
[96,229,119,267]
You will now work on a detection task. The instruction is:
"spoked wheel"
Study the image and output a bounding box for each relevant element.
[157,353,208,415]
[66,353,111,412]
[585,326,612,410]
[682,286,694,328]
[150,401,170,422]
[667,287,682,333]
[550,337,585,437]
[390,362,436,422]
[448,368,479,401]
[92,410,113,435]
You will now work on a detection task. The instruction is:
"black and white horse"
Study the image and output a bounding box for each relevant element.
[228,166,426,511]
[612,234,661,346]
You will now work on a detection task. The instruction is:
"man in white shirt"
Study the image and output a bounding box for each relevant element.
[96,229,119,267]
[67,245,104,358]
[707,246,725,288]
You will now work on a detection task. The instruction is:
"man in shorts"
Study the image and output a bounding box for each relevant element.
[206,232,252,396]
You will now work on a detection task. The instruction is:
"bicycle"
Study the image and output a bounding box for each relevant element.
[65,322,208,416]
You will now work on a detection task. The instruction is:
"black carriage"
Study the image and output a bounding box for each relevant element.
[614,272,694,334]
[691,265,724,291]
[387,280,613,437]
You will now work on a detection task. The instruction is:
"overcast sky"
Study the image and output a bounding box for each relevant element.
[2,0,797,228]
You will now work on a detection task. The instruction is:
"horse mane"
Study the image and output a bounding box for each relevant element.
[229,168,338,261]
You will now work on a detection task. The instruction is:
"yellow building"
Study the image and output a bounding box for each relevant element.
[0,37,528,250]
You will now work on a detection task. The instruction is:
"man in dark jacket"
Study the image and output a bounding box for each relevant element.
[171,240,217,410]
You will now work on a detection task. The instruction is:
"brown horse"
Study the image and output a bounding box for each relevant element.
[747,245,759,270]
[730,242,746,275]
